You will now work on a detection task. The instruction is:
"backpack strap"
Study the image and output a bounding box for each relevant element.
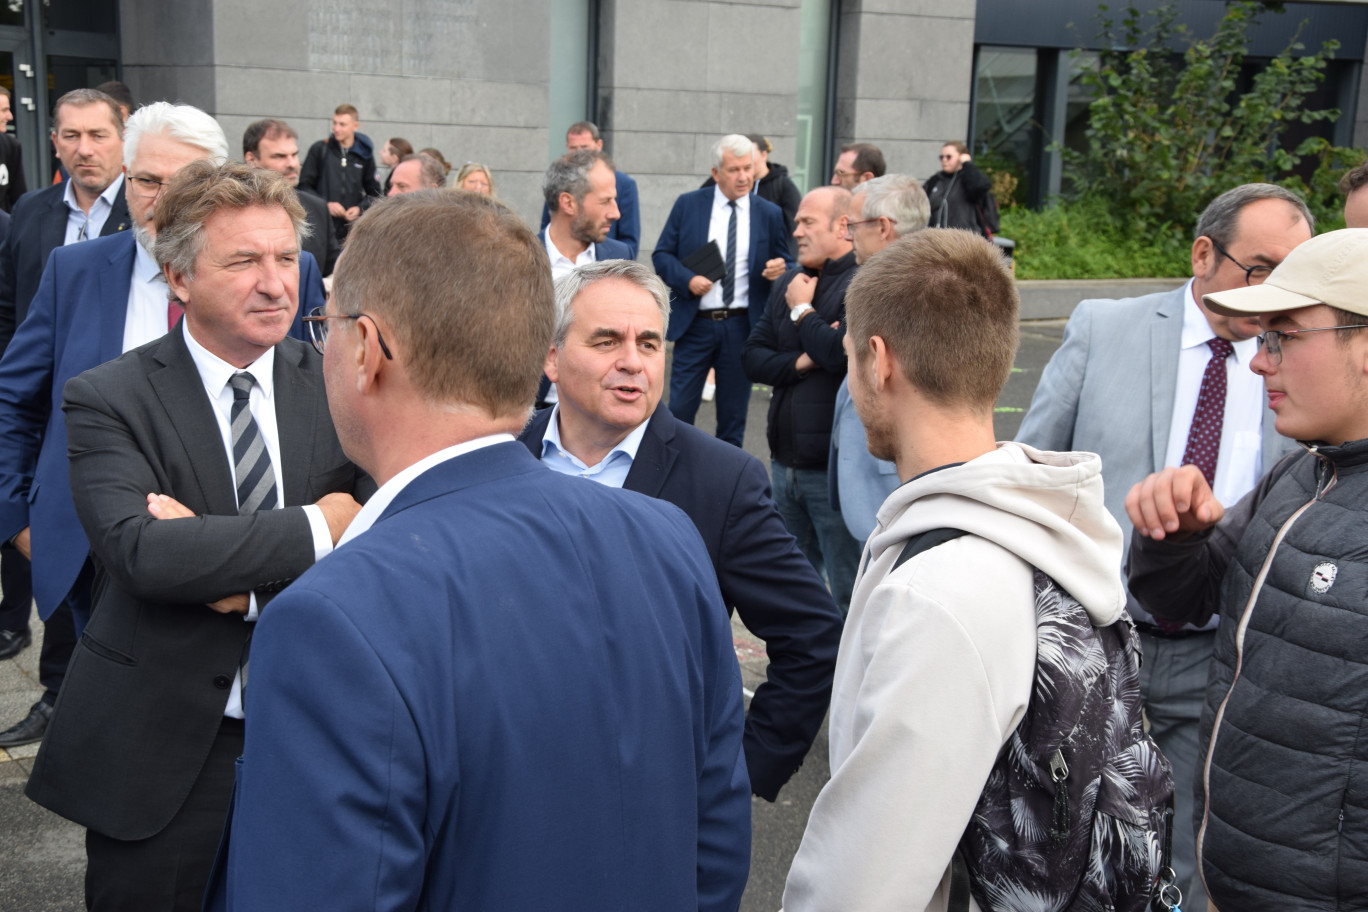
[891,528,969,572]
[948,848,973,912]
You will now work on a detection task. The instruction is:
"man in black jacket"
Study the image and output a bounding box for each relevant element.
[743,186,862,612]
[298,103,380,243]
[244,118,339,275]
[0,87,27,213]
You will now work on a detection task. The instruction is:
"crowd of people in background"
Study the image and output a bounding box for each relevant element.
[0,80,1364,912]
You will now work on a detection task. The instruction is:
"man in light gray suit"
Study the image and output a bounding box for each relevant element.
[829,174,927,541]
[1016,183,1310,907]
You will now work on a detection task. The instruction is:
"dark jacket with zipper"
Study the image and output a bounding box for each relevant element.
[742,251,856,470]
[925,161,992,235]
[298,133,380,236]
[1129,439,1368,910]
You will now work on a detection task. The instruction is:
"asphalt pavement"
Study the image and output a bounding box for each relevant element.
[0,317,1071,912]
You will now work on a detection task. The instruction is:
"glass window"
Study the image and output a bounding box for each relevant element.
[548,0,592,162]
[972,46,1037,205]
[43,0,115,34]
[793,0,832,193]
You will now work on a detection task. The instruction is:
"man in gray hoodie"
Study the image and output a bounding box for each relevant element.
[783,229,1130,910]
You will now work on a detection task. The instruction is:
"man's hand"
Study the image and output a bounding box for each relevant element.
[208,593,250,615]
[327,201,346,218]
[762,258,787,281]
[785,274,817,310]
[147,492,194,519]
[344,206,361,222]
[316,492,363,545]
[13,526,30,560]
[688,275,713,297]
[1125,465,1224,541]
[795,353,816,375]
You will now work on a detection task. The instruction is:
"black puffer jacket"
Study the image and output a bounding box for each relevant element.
[925,161,992,236]
[1130,439,1368,910]
[742,251,857,469]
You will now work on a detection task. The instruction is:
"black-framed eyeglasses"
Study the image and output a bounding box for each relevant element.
[844,216,895,240]
[1256,324,1368,365]
[1209,238,1274,286]
[302,306,393,359]
[126,175,169,197]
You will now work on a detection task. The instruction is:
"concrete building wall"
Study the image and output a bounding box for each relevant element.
[596,0,803,258]
[834,0,977,183]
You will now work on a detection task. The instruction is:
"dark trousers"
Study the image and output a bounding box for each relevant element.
[667,312,751,447]
[0,541,32,633]
[37,561,91,704]
[85,718,243,912]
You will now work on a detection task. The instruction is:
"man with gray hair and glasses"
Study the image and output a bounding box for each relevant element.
[520,260,842,801]
[1017,182,1310,908]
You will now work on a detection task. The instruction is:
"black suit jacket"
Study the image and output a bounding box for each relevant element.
[297,188,339,276]
[25,329,367,840]
[0,178,131,352]
[519,403,843,799]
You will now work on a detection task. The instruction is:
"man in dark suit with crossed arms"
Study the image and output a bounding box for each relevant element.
[653,133,793,447]
[24,160,364,911]
[521,259,843,799]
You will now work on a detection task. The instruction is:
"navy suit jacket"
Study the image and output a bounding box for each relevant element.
[520,404,842,799]
[207,443,751,911]
[539,169,641,259]
[0,229,320,618]
[0,179,131,352]
[652,188,793,341]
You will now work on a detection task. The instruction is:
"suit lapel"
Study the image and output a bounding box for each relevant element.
[1149,287,1185,471]
[622,406,678,498]
[38,193,67,260]
[98,235,138,363]
[148,329,239,515]
[99,183,131,236]
[271,342,316,507]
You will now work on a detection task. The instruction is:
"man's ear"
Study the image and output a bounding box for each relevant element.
[352,315,388,394]
[164,266,191,308]
[868,334,895,392]
[1191,236,1216,279]
[558,192,576,218]
[543,344,560,385]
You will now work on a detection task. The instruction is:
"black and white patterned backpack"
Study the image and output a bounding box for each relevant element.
[893,529,1176,912]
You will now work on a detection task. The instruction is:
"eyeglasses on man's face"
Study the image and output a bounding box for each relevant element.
[1255,324,1368,365]
[1210,238,1274,286]
[302,306,394,359]
[843,216,895,240]
[126,175,169,198]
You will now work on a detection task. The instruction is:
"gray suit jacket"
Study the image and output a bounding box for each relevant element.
[25,327,366,841]
[1015,285,1293,622]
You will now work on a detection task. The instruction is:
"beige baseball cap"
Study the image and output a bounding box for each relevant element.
[1203,228,1368,318]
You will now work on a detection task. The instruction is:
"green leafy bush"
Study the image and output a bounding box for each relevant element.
[1000,197,1189,279]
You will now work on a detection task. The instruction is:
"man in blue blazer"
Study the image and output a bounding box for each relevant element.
[539,120,640,258]
[1016,183,1310,907]
[653,134,793,447]
[0,104,322,748]
[208,191,750,912]
[522,259,843,799]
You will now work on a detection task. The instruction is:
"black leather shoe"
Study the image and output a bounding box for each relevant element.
[0,628,31,660]
[0,700,52,748]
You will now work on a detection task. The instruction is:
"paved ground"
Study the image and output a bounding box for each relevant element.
[0,317,1071,912]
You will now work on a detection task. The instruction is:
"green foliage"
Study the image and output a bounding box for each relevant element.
[1000,197,1189,279]
[1063,0,1350,236]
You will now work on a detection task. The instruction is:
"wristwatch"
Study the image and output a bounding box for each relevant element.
[790,303,814,323]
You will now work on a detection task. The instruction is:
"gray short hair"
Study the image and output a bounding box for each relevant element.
[543,149,613,211]
[125,101,229,169]
[402,152,447,189]
[856,174,931,236]
[712,134,754,169]
[553,260,670,348]
[1194,183,1314,247]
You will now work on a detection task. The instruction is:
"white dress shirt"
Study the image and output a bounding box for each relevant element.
[121,238,172,352]
[1163,278,1267,508]
[182,322,332,718]
[62,173,124,245]
[538,404,649,489]
[544,230,596,281]
[699,187,750,311]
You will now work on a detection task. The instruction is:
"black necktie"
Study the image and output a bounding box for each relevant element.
[722,201,738,307]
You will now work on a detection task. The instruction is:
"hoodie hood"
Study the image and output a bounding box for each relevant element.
[329,131,375,160]
[870,442,1126,625]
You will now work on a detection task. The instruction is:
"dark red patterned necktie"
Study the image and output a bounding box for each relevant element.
[168,300,184,331]
[1181,338,1234,487]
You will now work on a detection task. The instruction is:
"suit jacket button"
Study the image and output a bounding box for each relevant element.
[213,675,231,689]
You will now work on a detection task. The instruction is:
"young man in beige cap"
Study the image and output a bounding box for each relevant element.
[1125,228,1368,911]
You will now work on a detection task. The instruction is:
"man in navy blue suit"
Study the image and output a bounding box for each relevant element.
[521,259,842,800]
[539,120,640,258]
[0,103,323,749]
[653,133,793,447]
[208,191,750,911]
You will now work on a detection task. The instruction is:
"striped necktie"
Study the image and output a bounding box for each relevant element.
[228,372,279,515]
[722,200,738,307]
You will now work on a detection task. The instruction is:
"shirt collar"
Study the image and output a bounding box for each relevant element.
[713,185,749,214]
[540,404,649,469]
[543,229,594,269]
[63,172,124,216]
[133,237,163,284]
[1182,277,1257,364]
[182,320,277,401]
